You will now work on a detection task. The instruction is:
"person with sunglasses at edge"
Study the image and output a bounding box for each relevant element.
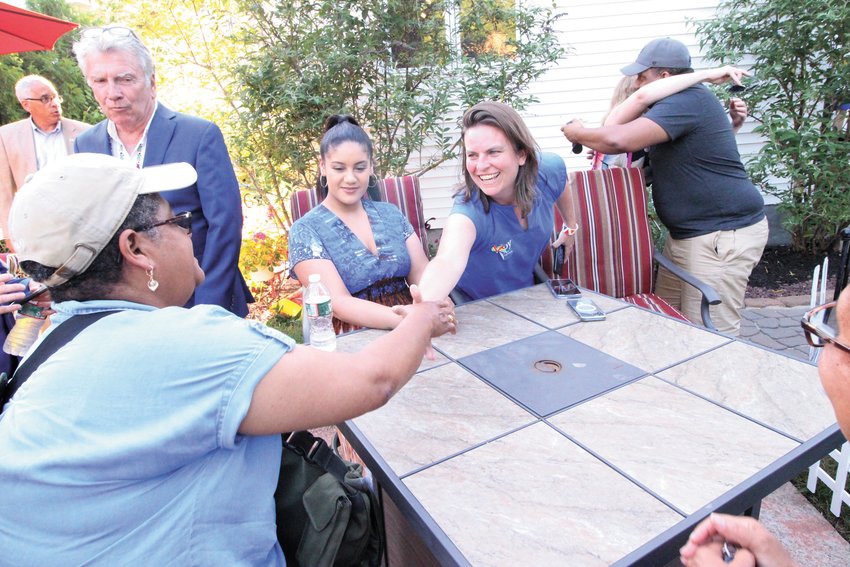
[0,75,90,252]
[71,25,252,317]
[678,292,850,566]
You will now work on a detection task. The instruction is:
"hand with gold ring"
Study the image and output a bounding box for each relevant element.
[393,286,457,360]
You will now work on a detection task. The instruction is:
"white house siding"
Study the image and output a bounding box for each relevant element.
[415,0,768,228]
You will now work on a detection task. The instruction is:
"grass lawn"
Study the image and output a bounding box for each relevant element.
[793,459,850,542]
[266,314,303,344]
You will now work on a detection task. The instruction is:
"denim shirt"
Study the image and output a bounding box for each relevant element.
[0,300,293,565]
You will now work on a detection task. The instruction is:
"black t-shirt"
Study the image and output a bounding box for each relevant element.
[644,84,764,239]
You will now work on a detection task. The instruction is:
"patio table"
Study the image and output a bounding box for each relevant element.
[335,284,842,566]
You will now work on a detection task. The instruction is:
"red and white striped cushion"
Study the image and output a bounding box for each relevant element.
[377,176,428,255]
[288,189,320,222]
[624,292,690,323]
[557,167,654,298]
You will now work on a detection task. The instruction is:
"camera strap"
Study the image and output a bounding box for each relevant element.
[0,311,118,411]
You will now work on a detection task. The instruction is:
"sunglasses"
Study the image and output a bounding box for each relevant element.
[132,212,192,235]
[801,301,850,354]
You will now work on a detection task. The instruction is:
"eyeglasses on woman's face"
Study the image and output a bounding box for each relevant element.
[132,211,192,236]
[801,301,850,355]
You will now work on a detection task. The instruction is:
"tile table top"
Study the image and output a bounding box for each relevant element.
[351,362,535,477]
[404,422,682,567]
[429,299,546,359]
[339,284,839,566]
[549,377,800,515]
[459,330,645,417]
[657,340,835,441]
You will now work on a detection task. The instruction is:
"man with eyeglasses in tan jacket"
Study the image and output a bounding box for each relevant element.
[0,75,89,250]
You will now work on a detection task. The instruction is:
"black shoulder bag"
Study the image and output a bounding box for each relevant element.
[0,311,117,410]
[276,430,384,567]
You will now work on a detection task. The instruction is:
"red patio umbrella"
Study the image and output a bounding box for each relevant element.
[0,1,79,55]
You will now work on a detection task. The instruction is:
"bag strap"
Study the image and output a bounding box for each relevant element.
[283,430,351,482]
[0,310,118,409]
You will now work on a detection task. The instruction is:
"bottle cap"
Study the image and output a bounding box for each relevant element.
[308,274,321,283]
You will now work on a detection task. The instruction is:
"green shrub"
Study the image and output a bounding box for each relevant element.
[694,0,850,254]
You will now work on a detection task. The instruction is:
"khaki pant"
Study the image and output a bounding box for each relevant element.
[655,217,769,335]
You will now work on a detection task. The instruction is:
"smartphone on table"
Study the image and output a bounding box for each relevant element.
[547,278,581,299]
[566,297,606,321]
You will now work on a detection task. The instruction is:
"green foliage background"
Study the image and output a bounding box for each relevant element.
[234,0,566,226]
[91,0,566,233]
[694,0,850,254]
[0,0,103,125]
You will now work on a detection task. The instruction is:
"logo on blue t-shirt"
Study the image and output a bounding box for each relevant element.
[491,240,513,260]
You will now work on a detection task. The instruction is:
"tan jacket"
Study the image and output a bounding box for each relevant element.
[0,117,90,246]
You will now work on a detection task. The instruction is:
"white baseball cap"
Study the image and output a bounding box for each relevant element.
[9,153,197,286]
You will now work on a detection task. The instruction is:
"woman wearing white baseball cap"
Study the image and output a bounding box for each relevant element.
[0,153,456,565]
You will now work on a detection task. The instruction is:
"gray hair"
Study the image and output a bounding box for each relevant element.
[14,75,57,102]
[72,26,155,85]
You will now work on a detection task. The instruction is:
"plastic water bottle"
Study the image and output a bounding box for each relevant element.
[303,274,336,351]
[3,303,47,357]
[300,286,311,346]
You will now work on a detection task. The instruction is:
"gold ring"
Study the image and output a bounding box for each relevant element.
[447,314,456,324]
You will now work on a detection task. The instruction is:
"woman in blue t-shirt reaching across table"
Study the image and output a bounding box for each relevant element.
[418,101,578,303]
[288,115,432,334]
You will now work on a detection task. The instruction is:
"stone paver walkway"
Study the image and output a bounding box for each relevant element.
[736,294,850,567]
[740,302,811,361]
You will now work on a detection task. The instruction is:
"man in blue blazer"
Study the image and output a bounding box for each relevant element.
[72,26,251,316]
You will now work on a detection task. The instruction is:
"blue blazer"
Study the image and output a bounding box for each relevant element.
[75,104,252,316]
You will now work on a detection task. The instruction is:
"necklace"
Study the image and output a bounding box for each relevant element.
[109,135,144,169]
[117,140,144,169]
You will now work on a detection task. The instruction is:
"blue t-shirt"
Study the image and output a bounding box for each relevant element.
[644,84,764,239]
[0,300,294,566]
[288,200,415,293]
[451,152,566,299]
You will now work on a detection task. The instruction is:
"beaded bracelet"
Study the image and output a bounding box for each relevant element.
[561,223,579,237]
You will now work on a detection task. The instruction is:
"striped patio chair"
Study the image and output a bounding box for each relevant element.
[542,167,721,329]
[288,175,429,256]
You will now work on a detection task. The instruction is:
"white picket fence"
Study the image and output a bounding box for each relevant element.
[805,257,850,517]
[807,442,850,517]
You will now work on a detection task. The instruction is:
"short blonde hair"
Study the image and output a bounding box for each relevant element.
[602,76,637,123]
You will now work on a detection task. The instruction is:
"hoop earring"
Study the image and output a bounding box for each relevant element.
[319,175,328,189]
[366,174,381,201]
[147,265,159,292]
